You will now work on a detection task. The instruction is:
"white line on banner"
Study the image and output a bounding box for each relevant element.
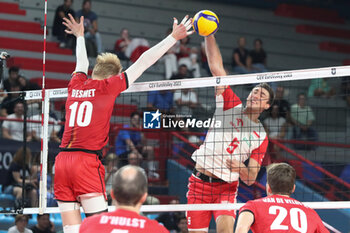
[24,65,350,100]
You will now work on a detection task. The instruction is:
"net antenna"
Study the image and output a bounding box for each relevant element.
[38,0,48,215]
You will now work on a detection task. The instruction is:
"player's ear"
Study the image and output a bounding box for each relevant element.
[139,193,148,204]
[292,184,296,194]
[266,183,272,195]
[111,190,115,200]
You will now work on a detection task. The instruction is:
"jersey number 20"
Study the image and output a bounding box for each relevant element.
[269,206,307,233]
[68,101,93,127]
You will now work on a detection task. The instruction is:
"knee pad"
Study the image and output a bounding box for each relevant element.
[58,201,81,213]
[63,224,80,233]
[80,194,108,214]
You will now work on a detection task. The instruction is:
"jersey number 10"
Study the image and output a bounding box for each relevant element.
[68,101,93,127]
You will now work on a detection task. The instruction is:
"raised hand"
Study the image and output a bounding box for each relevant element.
[171,15,194,40]
[62,13,84,38]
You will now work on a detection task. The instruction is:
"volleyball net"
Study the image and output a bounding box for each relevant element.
[0,65,349,231]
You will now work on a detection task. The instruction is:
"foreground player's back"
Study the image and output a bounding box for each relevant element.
[239,194,329,233]
[79,208,169,233]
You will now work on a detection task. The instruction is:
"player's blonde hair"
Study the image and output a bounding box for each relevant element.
[92,53,123,79]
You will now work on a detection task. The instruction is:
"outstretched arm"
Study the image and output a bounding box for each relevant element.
[126,16,193,85]
[205,35,227,96]
[63,14,89,74]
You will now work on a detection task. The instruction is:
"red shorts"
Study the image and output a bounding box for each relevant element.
[186,174,238,231]
[54,151,106,202]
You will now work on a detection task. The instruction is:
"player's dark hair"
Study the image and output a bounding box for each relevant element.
[255,82,274,105]
[267,163,296,196]
[112,165,148,206]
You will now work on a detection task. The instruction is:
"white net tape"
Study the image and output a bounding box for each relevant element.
[25,65,350,101]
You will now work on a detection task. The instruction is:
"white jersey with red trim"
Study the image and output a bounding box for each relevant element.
[192,87,268,183]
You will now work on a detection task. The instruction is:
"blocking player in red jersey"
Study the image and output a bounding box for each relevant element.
[236,163,329,233]
[187,35,274,233]
[79,165,169,233]
[54,13,193,233]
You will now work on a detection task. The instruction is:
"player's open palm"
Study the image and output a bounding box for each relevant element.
[171,15,194,41]
[63,13,84,38]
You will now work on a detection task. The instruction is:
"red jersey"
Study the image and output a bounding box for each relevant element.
[79,208,169,233]
[239,195,329,233]
[60,72,128,151]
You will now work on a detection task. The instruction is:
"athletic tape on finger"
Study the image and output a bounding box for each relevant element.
[180,16,188,25]
[184,19,192,28]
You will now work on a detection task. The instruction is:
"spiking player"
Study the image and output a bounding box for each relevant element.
[236,163,329,233]
[54,14,193,233]
[186,34,274,233]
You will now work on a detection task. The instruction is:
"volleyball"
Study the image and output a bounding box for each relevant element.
[192,10,219,37]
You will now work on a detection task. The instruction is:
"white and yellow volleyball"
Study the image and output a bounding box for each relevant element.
[192,10,219,37]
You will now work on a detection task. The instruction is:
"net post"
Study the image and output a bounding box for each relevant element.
[39,90,50,214]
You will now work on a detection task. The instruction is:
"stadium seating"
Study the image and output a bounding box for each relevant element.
[14,0,349,74]
[0,194,15,209]
[343,60,350,65]
[302,162,324,184]
[319,41,350,54]
[275,3,345,24]
[0,0,347,92]
[296,24,350,40]
[0,18,43,34]
[0,36,72,55]
[0,2,25,15]
[30,77,69,89]
[0,214,14,231]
